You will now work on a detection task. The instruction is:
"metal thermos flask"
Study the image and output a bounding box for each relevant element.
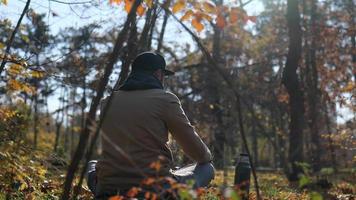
[234,153,251,200]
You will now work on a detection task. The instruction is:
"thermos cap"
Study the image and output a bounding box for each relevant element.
[238,153,250,163]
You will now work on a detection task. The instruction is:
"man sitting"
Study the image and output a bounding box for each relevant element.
[88,52,214,199]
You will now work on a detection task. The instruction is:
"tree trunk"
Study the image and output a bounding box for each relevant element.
[304,0,322,172]
[282,0,305,181]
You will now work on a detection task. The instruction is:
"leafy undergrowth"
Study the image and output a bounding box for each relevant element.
[0,133,355,199]
[0,132,92,200]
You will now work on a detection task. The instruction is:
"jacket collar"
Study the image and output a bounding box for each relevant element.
[119,71,163,91]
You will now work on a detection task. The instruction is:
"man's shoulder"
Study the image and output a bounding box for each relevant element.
[161,90,180,103]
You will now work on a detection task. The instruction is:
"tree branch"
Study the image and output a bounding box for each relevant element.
[0,0,31,76]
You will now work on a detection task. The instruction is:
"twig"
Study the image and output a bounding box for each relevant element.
[49,0,92,5]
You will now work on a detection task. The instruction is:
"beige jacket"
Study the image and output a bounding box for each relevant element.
[96,89,212,190]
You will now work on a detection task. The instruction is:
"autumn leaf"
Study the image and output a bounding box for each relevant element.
[108,195,124,200]
[341,81,355,92]
[142,177,155,185]
[126,187,140,197]
[124,0,133,13]
[136,3,146,16]
[149,160,162,171]
[1,0,8,5]
[181,10,194,21]
[216,15,226,29]
[144,0,153,8]
[172,0,185,14]
[30,70,45,78]
[192,18,204,32]
[203,2,216,13]
[145,192,151,199]
[229,8,238,23]
[200,13,213,21]
[151,193,157,200]
[109,0,122,5]
[194,11,212,22]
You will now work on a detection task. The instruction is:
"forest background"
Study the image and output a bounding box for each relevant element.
[0,0,355,199]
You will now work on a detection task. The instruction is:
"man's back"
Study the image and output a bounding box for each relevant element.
[96,89,175,190]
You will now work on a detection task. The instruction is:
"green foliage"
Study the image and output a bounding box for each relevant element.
[299,175,311,188]
[310,192,323,200]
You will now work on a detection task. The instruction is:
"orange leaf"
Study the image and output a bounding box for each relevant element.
[145,192,151,199]
[124,0,133,13]
[180,10,194,21]
[216,15,226,29]
[142,177,155,185]
[137,4,146,16]
[109,0,122,5]
[126,187,140,197]
[172,0,185,14]
[191,18,204,32]
[149,160,161,171]
[108,195,124,200]
[203,2,216,13]
[151,193,157,200]
[229,8,238,23]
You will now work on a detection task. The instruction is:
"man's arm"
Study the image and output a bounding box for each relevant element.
[163,92,212,164]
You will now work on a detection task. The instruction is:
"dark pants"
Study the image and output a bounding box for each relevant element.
[87,161,215,199]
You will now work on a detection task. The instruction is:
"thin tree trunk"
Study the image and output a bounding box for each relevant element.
[252,122,258,167]
[157,10,169,52]
[33,90,38,149]
[61,1,142,199]
[70,88,77,156]
[282,0,305,181]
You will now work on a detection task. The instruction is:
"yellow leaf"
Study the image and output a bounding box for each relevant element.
[22,84,35,95]
[200,13,213,21]
[8,63,24,75]
[191,18,204,32]
[1,0,8,5]
[30,70,44,78]
[0,42,4,49]
[180,10,193,21]
[144,0,153,8]
[136,3,146,16]
[172,0,185,14]
[341,81,355,92]
[203,2,216,13]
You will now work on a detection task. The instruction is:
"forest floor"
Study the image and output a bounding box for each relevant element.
[0,132,355,200]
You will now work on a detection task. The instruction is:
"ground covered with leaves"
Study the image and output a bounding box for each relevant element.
[0,133,355,200]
